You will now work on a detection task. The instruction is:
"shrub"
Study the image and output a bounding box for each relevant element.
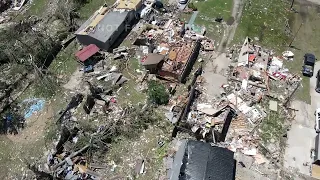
[148,80,169,105]
[188,3,197,11]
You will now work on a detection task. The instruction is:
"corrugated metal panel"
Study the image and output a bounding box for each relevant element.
[75,44,100,62]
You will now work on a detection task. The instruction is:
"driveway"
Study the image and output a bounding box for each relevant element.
[202,52,230,98]
[283,61,320,175]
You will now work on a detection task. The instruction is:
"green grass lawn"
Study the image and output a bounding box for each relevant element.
[117,58,147,105]
[26,0,48,16]
[78,0,117,20]
[195,0,232,21]
[50,41,79,78]
[233,0,291,51]
[193,0,233,39]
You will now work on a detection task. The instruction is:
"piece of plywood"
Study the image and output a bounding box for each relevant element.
[312,164,320,179]
[269,100,278,111]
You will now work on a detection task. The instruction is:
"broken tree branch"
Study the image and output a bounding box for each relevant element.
[51,144,90,171]
[283,82,300,108]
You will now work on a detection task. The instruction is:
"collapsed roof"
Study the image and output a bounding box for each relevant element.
[169,140,236,180]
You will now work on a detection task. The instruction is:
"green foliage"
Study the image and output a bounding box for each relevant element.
[260,110,284,143]
[188,3,197,11]
[92,105,163,145]
[0,23,61,69]
[33,75,60,99]
[147,80,169,105]
[73,0,88,7]
[44,123,59,145]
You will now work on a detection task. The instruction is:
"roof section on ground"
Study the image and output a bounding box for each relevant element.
[170,140,236,180]
[141,53,165,65]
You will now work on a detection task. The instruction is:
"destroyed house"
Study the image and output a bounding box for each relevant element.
[169,140,236,180]
[159,39,201,83]
[75,6,138,50]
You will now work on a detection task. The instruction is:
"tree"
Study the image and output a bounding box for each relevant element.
[147,80,169,105]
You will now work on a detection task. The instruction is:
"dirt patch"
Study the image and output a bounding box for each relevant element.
[7,102,54,143]
[227,16,235,25]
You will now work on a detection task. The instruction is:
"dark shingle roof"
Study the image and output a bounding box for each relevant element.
[171,140,236,180]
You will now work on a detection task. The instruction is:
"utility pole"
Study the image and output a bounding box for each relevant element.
[289,22,303,47]
[290,0,295,10]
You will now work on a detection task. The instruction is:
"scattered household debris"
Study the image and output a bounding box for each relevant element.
[167,36,302,177]
[282,51,294,61]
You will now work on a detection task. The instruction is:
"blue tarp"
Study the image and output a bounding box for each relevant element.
[23,98,45,119]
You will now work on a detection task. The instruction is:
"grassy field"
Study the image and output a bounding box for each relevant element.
[192,0,233,39]
[50,41,79,78]
[78,0,116,20]
[233,0,291,51]
[195,0,233,21]
[26,0,48,16]
[117,58,147,105]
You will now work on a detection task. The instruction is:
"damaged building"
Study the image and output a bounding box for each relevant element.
[141,40,201,83]
[75,1,142,50]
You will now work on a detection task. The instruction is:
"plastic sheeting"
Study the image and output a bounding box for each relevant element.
[22,98,45,119]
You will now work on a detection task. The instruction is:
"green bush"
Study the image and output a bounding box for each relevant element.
[188,3,197,11]
[148,80,169,105]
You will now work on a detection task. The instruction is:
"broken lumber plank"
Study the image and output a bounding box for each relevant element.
[52,145,90,171]
[89,163,107,169]
[228,77,267,89]
[284,83,300,108]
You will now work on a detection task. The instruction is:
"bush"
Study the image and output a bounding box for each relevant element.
[148,80,169,105]
[188,3,197,11]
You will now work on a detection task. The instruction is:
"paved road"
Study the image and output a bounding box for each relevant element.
[188,11,198,25]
